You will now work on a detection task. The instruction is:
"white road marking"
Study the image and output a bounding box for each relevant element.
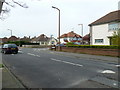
[27,53,36,56]
[115,65,120,67]
[101,70,116,74]
[18,51,23,53]
[36,55,41,57]
[50,58,83,67]
[27,53,40,57]
[113,83,117,86]
[11,54,14,55]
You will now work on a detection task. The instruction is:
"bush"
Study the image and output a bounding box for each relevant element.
[4,41,39,46]
[66,42,74,45]
[66,45,120,49]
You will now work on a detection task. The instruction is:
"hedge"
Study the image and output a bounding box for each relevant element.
[66,45,120,49]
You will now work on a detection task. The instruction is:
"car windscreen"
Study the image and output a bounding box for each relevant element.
[8,44,17,48]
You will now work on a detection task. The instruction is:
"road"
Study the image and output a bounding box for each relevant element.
[2,48,120,88]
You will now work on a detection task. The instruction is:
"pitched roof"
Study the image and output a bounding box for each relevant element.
[37,34,49,41]
[89,10,120,26]
[20,36,31,41]
[83,34,90,40]
[31,34,49,42]
[60,31,82,38]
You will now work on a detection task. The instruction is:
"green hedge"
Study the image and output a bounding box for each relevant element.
[4,41,39,46]
[66,45,120,49]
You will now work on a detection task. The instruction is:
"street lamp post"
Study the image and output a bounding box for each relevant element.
[78,24,83,44]
[7,29,12,37]
[52,6,61,50]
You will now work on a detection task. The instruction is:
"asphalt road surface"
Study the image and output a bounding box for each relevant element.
[2,48,120,88]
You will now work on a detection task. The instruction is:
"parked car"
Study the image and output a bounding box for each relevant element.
[56,44,66,47]
[1,44,18,54]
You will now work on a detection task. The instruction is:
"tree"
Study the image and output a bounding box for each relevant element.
[0,0,28,20]
[111,29,120,45]
[0,0,41,20]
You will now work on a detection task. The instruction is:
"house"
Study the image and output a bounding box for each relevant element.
[31,34,58,46]
[31,34,49,45]
[8,36,19,42]
[59,31,82,45]
[82,34,90,45]
[89,10,120,45]
[1,37,8,43]
[20,36,31,42]
[47,37,58,45]
[0,38,2,44]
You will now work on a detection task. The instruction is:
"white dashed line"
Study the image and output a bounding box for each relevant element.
[101,70,116,74]
[27,53,40,57]
[50,58,83,67]
[115,65,120,67]
[18,51,23,53]
[36,55,41,57]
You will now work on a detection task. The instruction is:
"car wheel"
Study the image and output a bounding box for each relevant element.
[14,51,18,54]
[3,51,7,54]
[15,51,18,54]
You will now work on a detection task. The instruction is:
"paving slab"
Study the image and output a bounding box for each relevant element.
[2,67,25,89]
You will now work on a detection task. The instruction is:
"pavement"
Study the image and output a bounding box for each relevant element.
[2,64,26,89]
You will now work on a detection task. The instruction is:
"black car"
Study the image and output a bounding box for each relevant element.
[1,44,18,54]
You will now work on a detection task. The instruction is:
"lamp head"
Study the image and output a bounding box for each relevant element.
[52,6,56,8]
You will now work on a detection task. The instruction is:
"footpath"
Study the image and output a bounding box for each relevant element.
[1,64,26,89]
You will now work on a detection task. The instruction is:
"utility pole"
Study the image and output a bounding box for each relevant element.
[7,29,12,37]
[78,24,83,44]
[52,6,61,50]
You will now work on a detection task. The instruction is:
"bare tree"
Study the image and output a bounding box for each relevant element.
[0,0,29,20]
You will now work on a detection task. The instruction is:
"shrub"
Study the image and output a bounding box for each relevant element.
[66,42,74,45]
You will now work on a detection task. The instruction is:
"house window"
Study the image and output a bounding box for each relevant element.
[108,23,119,31]
[41,42,44,44]
[78,38,82,40]
[95,39,103,43]
[69,38,73,41]
[63,37,67,40]
[73,37,76,40]
[51,41,55,44]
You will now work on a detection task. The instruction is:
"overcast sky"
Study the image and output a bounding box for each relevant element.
[0,0,119,38]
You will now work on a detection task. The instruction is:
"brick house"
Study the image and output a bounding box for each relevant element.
[82,34,90,45]
[0,37,8,43]
[8,36,19,42]
[20,36,31,42]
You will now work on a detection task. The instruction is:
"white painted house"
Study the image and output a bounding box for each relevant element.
[89,10,120,45]
[59,31,82,45]
[31,34,58,46]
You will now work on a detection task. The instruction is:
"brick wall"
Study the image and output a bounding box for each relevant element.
[56,47,119,57]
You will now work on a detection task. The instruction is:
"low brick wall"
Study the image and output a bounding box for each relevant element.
[56,47,120,57]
